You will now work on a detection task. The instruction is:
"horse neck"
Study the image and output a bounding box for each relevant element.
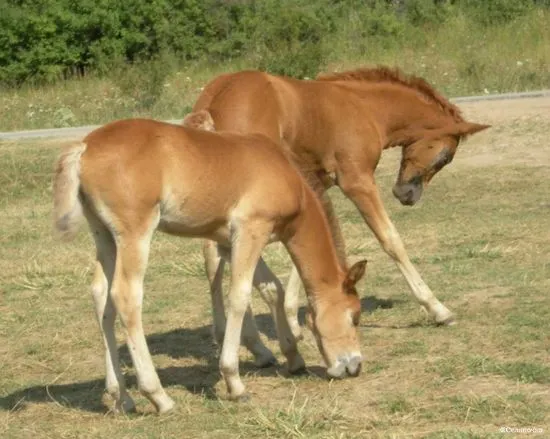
[283,184,345,307]
[350,83,454,148]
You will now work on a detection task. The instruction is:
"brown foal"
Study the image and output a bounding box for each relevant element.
[53,117,366,414]
[193,66,490,362]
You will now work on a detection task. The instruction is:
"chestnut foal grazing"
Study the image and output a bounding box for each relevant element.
[53,117,366,414]
[194,66,490,350]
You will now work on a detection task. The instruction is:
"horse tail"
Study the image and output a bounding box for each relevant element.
[52,141,87,240]
[182,109,216,132]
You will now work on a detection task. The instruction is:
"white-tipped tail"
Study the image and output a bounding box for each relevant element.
[52,142,87,240]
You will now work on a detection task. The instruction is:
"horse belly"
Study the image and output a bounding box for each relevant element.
[157,191,232,243]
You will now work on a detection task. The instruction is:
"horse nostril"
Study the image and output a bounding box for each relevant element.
[348,363,361,377]
[326,361,347,379]
[392,185,400,198]
[346,356,362,377]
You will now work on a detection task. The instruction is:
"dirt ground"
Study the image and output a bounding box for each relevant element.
[454,96,550,167]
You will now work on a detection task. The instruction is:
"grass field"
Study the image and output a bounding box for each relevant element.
[1,98,549,438]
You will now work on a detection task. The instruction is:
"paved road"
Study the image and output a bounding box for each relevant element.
[1,90,549,141]
[0,119,182,141]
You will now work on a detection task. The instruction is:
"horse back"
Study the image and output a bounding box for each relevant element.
[193,71,371,172]
[193,70,298,143]
[79,119,305,240]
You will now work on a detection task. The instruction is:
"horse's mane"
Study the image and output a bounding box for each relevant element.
[317,66,464,123]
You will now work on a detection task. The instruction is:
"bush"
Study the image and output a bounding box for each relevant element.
[111,52,176,111]
[403,0,454,26]
[0,0,548,85]
[244,0,332,78]
[0,0,224,84]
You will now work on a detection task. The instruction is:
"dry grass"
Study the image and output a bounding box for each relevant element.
[1,98,549,438]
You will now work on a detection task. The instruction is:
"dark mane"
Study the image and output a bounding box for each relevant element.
[317,66,464,123]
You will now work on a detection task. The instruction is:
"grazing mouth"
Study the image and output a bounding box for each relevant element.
[326,354,363,378]
[392,182,423,206]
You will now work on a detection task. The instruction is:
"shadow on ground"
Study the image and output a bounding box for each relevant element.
[0,295,403,413]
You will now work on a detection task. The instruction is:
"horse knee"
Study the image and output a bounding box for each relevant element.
[91,263,108,299]
[380,226,407,261]
[91,280,106,302]
[228,282,253,314]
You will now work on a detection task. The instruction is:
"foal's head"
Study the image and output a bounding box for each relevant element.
[307,260,367,379]
[392,122,490,206]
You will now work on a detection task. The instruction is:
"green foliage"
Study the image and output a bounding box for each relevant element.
[250,0,332,78]
[345,0,405,40]
[457,0,535,26]
[0,0,548,85]
[111,51,176,111]
[403,0,454,26]
[0,0,224,84]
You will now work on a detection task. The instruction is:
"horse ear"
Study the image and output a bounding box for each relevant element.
[344,260,367,291]
[454,122,491,138]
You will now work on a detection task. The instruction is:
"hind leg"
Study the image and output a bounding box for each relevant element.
[88,216,135,413]
[284,266,303,341]
[110,228,174,413]
[204,240,276,367]
[204,240,227,347]
[240,307,278,367]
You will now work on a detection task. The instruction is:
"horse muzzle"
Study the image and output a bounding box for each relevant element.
[392,181,424,206]
[326,353,363,379]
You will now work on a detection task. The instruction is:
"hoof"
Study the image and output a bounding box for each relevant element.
[229,392,251,403]
[287,355,307,375]
[255,354,278,369]
[112,397,136,415]
[288,365,307,376]
[431,304,455,326]
[156,396,176,415]
[436,315,456,326]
